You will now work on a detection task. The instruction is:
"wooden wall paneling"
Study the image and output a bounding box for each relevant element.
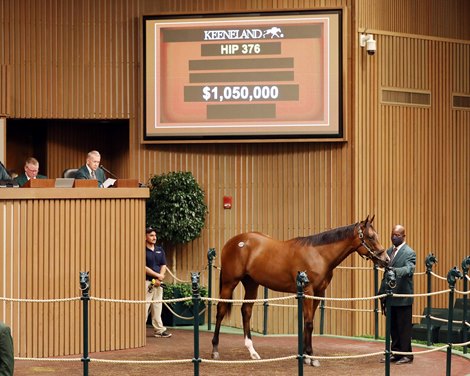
[18,201,26,355]
[1,190,147,356]
[2,0,467,343]
[357,0,470,40]
[354,26,470,336]
[0,65,11,116]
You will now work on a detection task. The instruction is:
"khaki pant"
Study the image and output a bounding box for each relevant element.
[145,281,166,335]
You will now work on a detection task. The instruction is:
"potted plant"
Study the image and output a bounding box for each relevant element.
[162,282,208,326]
[146,171,207,247]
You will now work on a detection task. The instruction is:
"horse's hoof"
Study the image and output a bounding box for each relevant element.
[212,352,220,360]
[250,352,261,360]
[311,359,320,367]
[304,358,320,367]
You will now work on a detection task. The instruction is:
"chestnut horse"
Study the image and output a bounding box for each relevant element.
[211,216,389,366]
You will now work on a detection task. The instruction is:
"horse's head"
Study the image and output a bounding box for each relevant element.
[355,215,389,267]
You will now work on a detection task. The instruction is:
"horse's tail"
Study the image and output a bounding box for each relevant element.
[219,269,232,318]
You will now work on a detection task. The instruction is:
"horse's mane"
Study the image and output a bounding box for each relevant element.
[294,223,357,247]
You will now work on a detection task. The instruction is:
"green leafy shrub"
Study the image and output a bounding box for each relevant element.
[146,171,207,245]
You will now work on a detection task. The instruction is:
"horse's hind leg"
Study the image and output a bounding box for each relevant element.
[211,301,226,359]
[241,276,261,360]
[211,281,237,359]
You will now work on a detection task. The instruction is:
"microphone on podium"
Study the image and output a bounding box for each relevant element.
[100,165,118,179]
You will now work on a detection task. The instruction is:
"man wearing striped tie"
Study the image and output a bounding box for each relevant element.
[75,150,107,187]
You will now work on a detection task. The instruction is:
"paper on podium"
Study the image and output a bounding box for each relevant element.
[103,178,117,188]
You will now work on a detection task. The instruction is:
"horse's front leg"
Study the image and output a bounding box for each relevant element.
[303,296,321,367]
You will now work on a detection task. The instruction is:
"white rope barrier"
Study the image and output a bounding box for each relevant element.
[2,288,461,306]
[162,301,207,320]
[393,345,447,356]
[16,340,470,366]
[7,284,469,370]
[452,339,470,347]
[165,266,210,283]
[15,357,81,362]
[0,296,81,303]
[430,271,448,281]
[204,295,296,304]
[201,355,297,364]
[304,293,387,302]
[90,296,191,304]
[92,358,193,364]
[166,268,192,283]
[393,290,450,298]
[305,351,384,360]
[336,266,372,270]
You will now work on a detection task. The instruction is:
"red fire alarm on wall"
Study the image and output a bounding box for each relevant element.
[223,196,232,209]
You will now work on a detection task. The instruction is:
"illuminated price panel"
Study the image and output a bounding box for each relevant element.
[144,12,342,142]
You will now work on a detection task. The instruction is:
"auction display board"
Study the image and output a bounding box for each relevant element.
[143,11,342,142]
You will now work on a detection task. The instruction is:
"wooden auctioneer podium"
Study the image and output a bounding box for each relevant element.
[21,178,140,188]
[21,178,55,188]
[0,179,149,357]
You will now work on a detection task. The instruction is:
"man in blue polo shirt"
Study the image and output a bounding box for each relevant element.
[145,227,171,338]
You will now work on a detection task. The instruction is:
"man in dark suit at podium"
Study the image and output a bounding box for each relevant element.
[14,157,48,187]
[75,150,106,187]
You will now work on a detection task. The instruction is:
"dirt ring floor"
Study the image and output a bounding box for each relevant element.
[14,326,470,376]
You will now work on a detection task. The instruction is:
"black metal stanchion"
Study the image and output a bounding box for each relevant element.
[461,256,470,354]
[296,271,309,376]
[374,263,379,340]
[445,267,463,376]
[384,267,396,376]
[263,287,269,335]
[79,271,90,376]
[207,248,216,331]
[425,253,438,346]
[191,272,201,376]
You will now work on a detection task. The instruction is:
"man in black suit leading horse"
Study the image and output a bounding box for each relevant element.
[379,224,416,365]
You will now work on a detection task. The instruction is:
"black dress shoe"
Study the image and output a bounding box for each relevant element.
[380,355,399,363]
[395,356,413,365]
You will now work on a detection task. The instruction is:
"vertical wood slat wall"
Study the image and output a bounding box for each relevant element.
[0,0,469,345]
[355,0,470,336]
[0,191,146,357]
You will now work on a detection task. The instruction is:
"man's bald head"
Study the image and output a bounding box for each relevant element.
[391,225,406,247]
